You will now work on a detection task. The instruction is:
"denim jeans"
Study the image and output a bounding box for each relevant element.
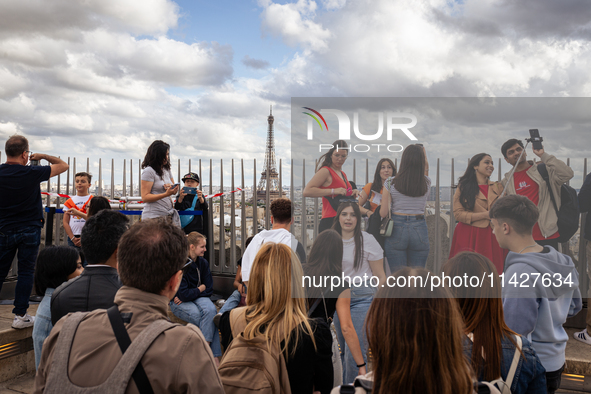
[0,225,41,315]
[219,290,242,315]
[33,288,54,369]
[333,286,374,384]
[170,297,222,357]
[384,215,429,273]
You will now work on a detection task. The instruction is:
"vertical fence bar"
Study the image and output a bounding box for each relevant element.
[55,167,62,245]
[208,159,214,269]
[229,159,236,272]
[110,159,114,199]
[130,158,133,197]
[353,159,356,185]
[73,158,76,187]
[98,158,102,196]
[66,157,70,196]
[138,159,141,199]
[313,160,318,238]
[498,158,502,182]
[291,159,295,236]
[580,158,588,298]
[279,159,283,198]
[253,159,258,236]
[219,159,225,270]
[301,159,306,251]
[241,159,246,251]
[561,158,572,254]
[266,157,270,230]
[123,160,127,197]
[366,159,369,184]
[189,159,191,174]
[434,159,441,273]
[177,159,181,185]
[448,158,456,257]
[86,158,89,173]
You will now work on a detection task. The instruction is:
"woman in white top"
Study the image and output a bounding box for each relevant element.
[380,144,430,272]
[140,140,180,226]
[332,202,386,384]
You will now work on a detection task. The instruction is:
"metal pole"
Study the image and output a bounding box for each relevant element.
[56,165,62,245]
[291,159,295,236]
[111,159,114,199]
[138,159,141,199]
[434,158,441,273]
[580,158,588,298]
[314,159,318,239]
[229,159,236,272]
[366,159,369,185]
[208,159,214,268]
[130,158,133,197]
[65,157,70,196]
[86,157,89,173]
[498,158,502,182]
[266,156,270,230]
[279,159,283,197]
[98,158,102,196]
[219,159,225,270]
[123,160,127,197]
[448,158,456,256]
[353,159,356,185]
[253,159,258,236]
[189,159,191,174]
[241,159,246,250]
[302,159,306,251]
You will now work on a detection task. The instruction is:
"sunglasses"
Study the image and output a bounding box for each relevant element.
[180,259,192,274]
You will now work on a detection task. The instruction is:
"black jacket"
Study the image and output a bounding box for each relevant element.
[176,257,213,302]
[50,266,121,325]
[175,193,208,234]
[579,173,591,242]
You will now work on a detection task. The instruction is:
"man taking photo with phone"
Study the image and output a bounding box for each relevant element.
[500,137,574,249]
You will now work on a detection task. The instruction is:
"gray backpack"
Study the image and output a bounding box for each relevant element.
[43,311,176,394]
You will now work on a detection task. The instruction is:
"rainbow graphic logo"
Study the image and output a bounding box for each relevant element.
[302,107,329,132]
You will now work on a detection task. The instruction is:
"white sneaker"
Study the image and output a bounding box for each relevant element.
[12,313,35,329]
[574,328,591,345]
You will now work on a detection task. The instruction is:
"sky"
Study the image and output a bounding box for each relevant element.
[0,0,590,189]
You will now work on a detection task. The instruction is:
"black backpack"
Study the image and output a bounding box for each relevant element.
[537,163,580,243]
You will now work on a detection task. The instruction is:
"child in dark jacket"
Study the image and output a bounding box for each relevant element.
[169,231,221,360]
[175,172,210,260]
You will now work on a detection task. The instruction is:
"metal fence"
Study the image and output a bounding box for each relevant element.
[5,155,589,291]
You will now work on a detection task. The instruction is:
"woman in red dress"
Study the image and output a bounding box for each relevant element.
[304,140,358,233]
[449,153,507,273]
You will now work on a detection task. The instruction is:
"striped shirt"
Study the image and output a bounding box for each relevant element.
[386,176,431,215]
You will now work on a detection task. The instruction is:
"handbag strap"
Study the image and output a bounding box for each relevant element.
[107,306,154,394]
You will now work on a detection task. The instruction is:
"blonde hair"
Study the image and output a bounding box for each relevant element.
[187,231,206,246]
[243,243,315,356]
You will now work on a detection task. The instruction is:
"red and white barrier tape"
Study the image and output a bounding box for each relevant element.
[41,187,243,204]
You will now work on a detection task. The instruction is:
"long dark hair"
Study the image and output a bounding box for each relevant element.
[332,202,364,270]
[458,153,490,211]
[371,158,397,193]
[34,246,80,295]
[393,145,428,197]
[366,268,474,394]
[141,140,171,178]
[315,140,348,172]
[443,252,522,381]
[304,230,343,300]
[87,196,111,217]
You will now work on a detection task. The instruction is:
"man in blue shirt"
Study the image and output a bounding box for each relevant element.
[0,135,68,328]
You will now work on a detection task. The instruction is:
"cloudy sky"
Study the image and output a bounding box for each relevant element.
[0,0,590,188]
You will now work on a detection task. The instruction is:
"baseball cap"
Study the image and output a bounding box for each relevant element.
[182,172,200,183]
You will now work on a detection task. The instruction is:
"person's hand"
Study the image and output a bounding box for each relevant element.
[358,365,367,376]
[238,283,246,296]
[366,210,374,218]
[351,189,360,198]
[197,189,205,203]
[29,153,45,162]
[198,284,206,293]
[67,208,83,217]
[173,296,182,305]
[164,184,179,196]
[333,187,346,196]
[533,147,545,157]
[178,188,187,202]
[73,238,81,247]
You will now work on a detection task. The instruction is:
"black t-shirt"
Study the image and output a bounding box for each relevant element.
[0,164,51,231]
[307,284,349,322]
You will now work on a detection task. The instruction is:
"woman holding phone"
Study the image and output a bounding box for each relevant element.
[140,140,180,226]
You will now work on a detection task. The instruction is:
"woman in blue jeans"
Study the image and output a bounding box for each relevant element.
[32,246,84,368]
[332,203,386,384]
[380,144,430,272]
[444,252,547,393]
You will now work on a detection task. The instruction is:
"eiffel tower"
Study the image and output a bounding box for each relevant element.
[256,106,284,202]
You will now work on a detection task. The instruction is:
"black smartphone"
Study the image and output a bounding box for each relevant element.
[182,187,197,195]
[529,129,543,150]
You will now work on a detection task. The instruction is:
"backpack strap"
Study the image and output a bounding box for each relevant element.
[229,307,248,338]
[107,305,154,394]
[503,335,522,394]
[537,163,559,214]
[104,319,174,392]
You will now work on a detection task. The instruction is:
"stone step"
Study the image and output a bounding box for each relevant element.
[0,304,38,383]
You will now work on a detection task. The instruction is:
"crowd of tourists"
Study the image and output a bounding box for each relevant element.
[0,134,589,393]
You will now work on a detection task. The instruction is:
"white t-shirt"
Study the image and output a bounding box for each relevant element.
[67,195,92,235]
[141,166,174,219]
[342,231,384,279]
[241,228,299,282]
